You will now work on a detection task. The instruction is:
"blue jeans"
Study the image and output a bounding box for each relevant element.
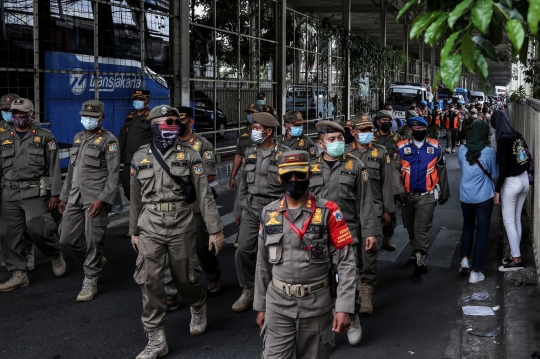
[460,198,494,271]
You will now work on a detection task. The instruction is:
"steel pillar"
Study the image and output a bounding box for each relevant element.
[343,0,351,121]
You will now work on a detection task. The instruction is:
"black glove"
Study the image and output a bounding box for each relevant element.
[438,198,448,205]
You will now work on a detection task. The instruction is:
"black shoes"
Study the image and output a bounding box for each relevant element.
[413,251,428,275]
[498,261,524,272]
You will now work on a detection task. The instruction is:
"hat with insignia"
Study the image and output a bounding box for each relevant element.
[405,109,418,118]
[351,113,374,129]
[244,103,263,113]
[149,105,180,121]
[407,116,428,127]
[277,150,310,175]
[257,92,266,99]
[376,110,393,120]
[11,98,35,113]
[0,93,20,110]
[316,120,344,134]
[252,112,280,128]
[79,100,104,117]
[132,89,150,99]
[283,110,305,124]
[176,106,195,120]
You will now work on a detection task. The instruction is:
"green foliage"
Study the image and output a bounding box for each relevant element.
[508,85,529,103]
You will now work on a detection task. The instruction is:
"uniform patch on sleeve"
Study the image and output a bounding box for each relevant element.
[193,163,204,175]
[204,150,214,160]
[47,141,57,151]
[258,223,263,238]
[427,147,434,154]
[361,169,369,182]
[130,164,138,178]
[333,210,343,222]
[309,146,315,155]
[108,142,118,152]
[325,201,353,250]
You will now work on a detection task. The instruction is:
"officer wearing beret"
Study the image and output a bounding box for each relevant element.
[373,110,404,251]
[309,120,379,345]
[118,89,152,199]
[254,150,357,358]
[232,112,290,312]
[229,103,261,192]
[58,100,120,301]
[163,106,223,311]
[397,109,418,139]
[129,105,225,358]
[0,98,66,293]
[277,110,316,159]
[397,116,450,275]
[345,113,395,316]
[256,92,277,119]
[0,93,20,131]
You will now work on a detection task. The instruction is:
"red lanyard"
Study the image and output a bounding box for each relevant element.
[283,194,316,250]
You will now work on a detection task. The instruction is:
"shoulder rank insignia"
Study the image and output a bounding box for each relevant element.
[31,129,37,135]
[311,163,321,172]
[75,138,81,144]
[371,148,378,157]
[33,136,42,143]
[193,141,201,152]
[266,212,281,225]
[176,144,182,151]
[47,141,57,151]
[2,139,13,145]
[393,134,399,142]
[345,160,353,171]
[204,150,214,160]
[275,150,282,160]
[241,132,249,137]
[311,208,323,224]
[140,158,151,164]
[386,154,390,164]
[361,169,369,182]
[298,139,305,147]
[0,127,5,133]
[94,137,103,145]
[176,152,185,160]
[108,142,118,152]
[248,153,256,159]
[97,129,103,135]
[193,163,204,175]
[10,131,14,137]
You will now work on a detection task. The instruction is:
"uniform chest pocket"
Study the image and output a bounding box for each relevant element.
[138,121,150,130]
[265,233,283,264]
[310,176,324,188]
[137,169,155,195]
[27,146,44,166]
[170,166,191,188]
[244,163,256,184]
[338,175,355,199]
[367,161,381,180]
[70,147,80,165]
[268,165,280,186]
[84,148,102,167]
[1,147,15,168]
[304,234,329,264]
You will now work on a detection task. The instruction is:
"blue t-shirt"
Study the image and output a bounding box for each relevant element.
[458,146,499,203]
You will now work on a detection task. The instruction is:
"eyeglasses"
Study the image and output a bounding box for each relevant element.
[165,118,180,126]
[280,171,308,182]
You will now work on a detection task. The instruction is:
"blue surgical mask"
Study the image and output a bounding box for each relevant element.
[133,100,145,110]
[257,99,265,106]
[246,114,253,124]
[324,141,345,158]
[81,116,100,131]
[251,129,268,144]
[358,132,373,145]
[290,126,303,137]
[1,111,12,123]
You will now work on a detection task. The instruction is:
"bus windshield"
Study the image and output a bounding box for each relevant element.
[387,88,421,105]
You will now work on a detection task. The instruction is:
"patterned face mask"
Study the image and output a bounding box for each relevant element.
[12,113,33,127]
[151,122,180,150]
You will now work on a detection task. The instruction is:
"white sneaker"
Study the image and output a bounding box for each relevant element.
[346,314,362,345]
[190,302,208,336]
[469,271,485,284]
[459,258,470,275]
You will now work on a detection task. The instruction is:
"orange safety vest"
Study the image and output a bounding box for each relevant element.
[444,112,460,129]
[429,111,441,125]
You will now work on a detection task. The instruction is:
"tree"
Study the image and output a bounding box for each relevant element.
[398,0,540,89]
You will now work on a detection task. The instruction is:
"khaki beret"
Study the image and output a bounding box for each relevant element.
[244,103,263,113]
[316,120,344,134]
[351,113,374,129]
[376,110,393,119]
[0,93,20,110]
[252,112,280,127]
[405,110,418,117]
[283,110,305,124]
[149,105,180,121]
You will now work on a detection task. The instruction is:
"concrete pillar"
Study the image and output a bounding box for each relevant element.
[180,0,190,106]
[343,0,351,120]
[403,19,409,82]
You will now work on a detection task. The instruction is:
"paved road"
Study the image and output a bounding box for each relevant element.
[0,150,503,359]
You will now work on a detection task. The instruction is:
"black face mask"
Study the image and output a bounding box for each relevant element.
[344,129,355,144]
[380,122,392,132]
[411,129,427,141]
[282,180,310,200]
[178,122,188,137]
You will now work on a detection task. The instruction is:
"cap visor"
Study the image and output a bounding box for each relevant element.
[278,165,310,175]
[79,110,102,117]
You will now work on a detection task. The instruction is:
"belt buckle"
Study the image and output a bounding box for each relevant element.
[159,203,169,211]
[11,182,20,190]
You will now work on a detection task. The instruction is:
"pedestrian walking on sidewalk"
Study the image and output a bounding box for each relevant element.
[491,110,531,272]
[457,120,498,283]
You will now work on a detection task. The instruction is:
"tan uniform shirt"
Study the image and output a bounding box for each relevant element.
[308,154,379,239]
[0,124,62,201]
[373,130,404,196]
[128,141,223,236]
[60,127,120,205]
[254,195,357,317]
[345,142,395,216]
[277,135,316,159]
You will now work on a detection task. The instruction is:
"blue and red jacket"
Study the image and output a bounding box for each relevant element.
[398,138,445,193]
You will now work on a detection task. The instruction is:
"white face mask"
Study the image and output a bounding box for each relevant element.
[81,116,100,130]
[251,129,269,144]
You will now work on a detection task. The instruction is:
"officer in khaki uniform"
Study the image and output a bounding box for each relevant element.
[345,114,395,316]
[373,110,403,250]
[309,120,379,345]
[0,98,66,293]
[254,150,357,359]
[229,103,261,191]
[232,112,290,312]
[59,100,120,301]
[129,105,224,359]
[256,92,278,119]
[277,110,316,159]
[118,89,152,199]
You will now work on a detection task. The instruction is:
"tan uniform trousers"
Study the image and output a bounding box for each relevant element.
[0,197,61,271]
[134,227,205,331]
[59,202,108,277]
[357,235,381,286]
[236,201,265,288]
[263,310,333,359]
[402,193,436,253]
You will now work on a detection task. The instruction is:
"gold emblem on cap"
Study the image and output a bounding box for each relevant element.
[13,99,23,105]
[346,160,353,170]
[296,112,302,120]
[371,148,378,157]
[85,105,94,110]
[312,208,323,224]
[160,106,168,115]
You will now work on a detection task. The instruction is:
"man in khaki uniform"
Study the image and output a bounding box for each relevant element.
[228,103,261,191]
[129,105,225,359]
[254,150,357,359]
[118,89,152,199]
[345,114,395,316]
[277,110,316,159]
[0,98,66,292]
[232,112,290,312]
[309,120,378,345]
[163,106,223,311]
[373,110,403,251]
[58,100,120,301]
[256,92,278,119]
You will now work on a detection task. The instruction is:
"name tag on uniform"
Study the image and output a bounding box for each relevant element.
[404,147,412,155]
[265,226,283,234]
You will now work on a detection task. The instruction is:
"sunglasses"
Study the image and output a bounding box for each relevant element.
[280,171,308,182]
[164,118,180,126]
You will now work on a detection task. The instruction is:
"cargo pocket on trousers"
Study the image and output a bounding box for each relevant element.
[188,256,201,283]
[43,214,58,239]
[90,215,109,244]
[133,254,146,285]
[319,324,334,353]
